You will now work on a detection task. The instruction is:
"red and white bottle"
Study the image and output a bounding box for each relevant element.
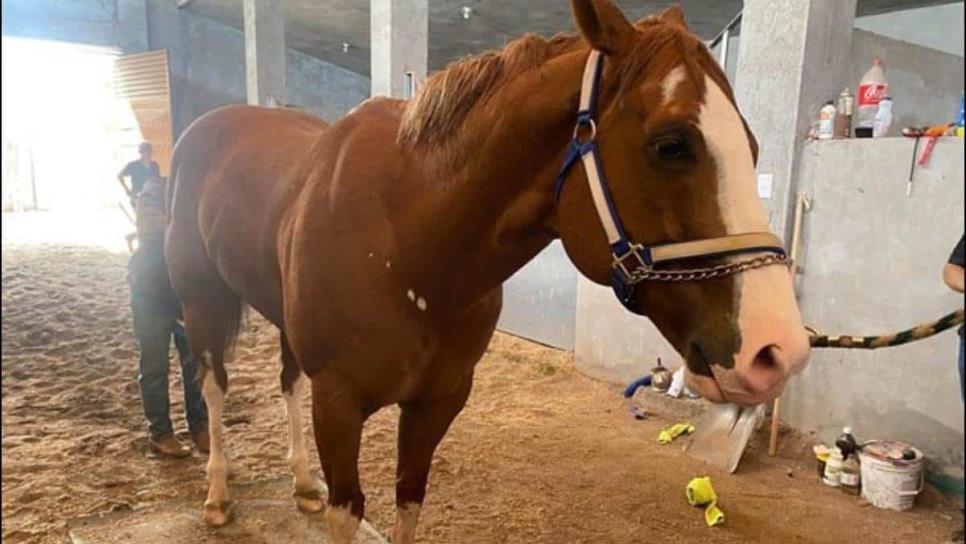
[855,58,889,138]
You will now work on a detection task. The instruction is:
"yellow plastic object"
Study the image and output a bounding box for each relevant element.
[686,476,726,527]
[658,422,695,444]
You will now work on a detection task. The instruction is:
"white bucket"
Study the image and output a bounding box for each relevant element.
[858,440,924,512]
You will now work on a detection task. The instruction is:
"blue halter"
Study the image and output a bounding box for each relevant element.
[554,51,789,314]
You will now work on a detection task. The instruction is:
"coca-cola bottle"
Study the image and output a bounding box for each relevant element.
[855,58,889,138]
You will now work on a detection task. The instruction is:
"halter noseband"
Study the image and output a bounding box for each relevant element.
[554,50,791,314]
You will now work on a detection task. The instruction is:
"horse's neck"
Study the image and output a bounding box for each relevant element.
[404,52,586,306]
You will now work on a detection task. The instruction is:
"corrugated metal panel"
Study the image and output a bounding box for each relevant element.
[113,50,170,100]
[498,241,578,351]
[114,50,174,176]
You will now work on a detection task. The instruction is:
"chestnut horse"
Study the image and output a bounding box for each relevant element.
[165,1,810,541]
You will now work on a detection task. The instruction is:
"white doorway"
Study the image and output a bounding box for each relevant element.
[2,37,144,251]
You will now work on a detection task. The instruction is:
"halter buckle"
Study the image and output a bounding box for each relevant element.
[572,118,597,145]
[613,243,650,282]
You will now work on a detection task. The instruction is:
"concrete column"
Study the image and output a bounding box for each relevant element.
[370,0,427,99]
[116,0,148,53]
[733,0,856,240]
[243,0,286,106]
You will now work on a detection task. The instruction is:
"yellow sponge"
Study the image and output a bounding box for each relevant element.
[658,422,695,444]
[686,476,725,527]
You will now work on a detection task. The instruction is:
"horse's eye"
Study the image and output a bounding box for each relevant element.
[650,138,689,161]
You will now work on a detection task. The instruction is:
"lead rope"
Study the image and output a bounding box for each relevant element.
[807,309,964,349]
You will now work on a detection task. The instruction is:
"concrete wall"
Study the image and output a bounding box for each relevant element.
[498,242,578,351]
[784,137,964,475]
[855,2,964,57]
[146,1,369,133]
[2,0,369,137]
[851,29,964,132]
[574,277,679,384]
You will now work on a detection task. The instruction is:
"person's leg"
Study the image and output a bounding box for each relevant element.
[173,319,208,435]
[132,295,175,440]
[959,335,964,403]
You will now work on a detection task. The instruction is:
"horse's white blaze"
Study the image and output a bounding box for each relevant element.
[201,359,230,508]
[283,376,314,494]
[697,76,768,235]
[661,65,687,106]
[392,502,422,544]
[325,505,360,544]
[698,76,808,391]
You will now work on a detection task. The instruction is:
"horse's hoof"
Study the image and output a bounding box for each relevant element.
[294,489,325,513]
[203,501,232,527]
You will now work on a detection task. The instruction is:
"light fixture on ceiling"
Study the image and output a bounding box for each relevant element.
[342,42,350,53]
[461,6,473,20]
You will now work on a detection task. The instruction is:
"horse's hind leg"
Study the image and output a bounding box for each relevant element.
[178,287,241,528]
[309,370,366,544]
[393,374,474,544]
[279,334,324,513]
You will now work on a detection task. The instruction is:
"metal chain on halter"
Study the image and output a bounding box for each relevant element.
[626,253,793,283]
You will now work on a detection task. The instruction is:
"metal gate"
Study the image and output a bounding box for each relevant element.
[497,241,577,350]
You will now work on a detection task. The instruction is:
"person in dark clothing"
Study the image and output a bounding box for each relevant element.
[118,142,161,208]
[128,175,208,457]
[944,234,965,401]
[943,234,965,544]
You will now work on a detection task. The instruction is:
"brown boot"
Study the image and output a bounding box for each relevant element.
[148,434,191,458]
[191,428,210,454]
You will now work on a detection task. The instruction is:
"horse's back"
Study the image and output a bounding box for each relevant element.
[166,105,328,324]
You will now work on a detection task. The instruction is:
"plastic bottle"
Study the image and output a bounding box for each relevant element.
[818,101,836,140]
[823,448,844,487]
[856,58,888,138]
[873,97,893,138]
[840,456,861,495]
[956,92,964,137]
[835,427,859,460]
[835,88,854,139]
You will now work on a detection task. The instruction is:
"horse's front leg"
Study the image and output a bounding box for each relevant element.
[310,370,366,544]
[394,373,474,544]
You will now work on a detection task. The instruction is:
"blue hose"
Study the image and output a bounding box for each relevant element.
[623,375,652,398]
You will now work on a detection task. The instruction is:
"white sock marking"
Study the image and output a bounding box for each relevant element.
[201,359,229,508]
[283,375,315,494]
[325,505,361,544]
[392,502,422,544]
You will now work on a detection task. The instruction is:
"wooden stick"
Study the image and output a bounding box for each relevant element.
[769,190,809,457]
[118,202,136,226]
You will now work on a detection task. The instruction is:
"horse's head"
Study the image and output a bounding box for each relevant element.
[555,0,810,406]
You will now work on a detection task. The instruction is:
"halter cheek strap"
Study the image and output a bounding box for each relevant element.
[555,50,789,314]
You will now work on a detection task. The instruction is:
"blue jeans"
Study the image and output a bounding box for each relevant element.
[959,335,964,402]
[131,294,207,439]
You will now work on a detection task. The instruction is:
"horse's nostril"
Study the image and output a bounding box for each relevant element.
[752,345,780,371]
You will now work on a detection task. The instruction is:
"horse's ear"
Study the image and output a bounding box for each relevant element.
[570,0,635,54]
[659,5,690,30]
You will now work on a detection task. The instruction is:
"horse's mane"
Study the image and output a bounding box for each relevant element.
[398,15,711,151]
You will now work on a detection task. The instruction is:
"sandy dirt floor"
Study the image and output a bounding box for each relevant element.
[2,244,964,544]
